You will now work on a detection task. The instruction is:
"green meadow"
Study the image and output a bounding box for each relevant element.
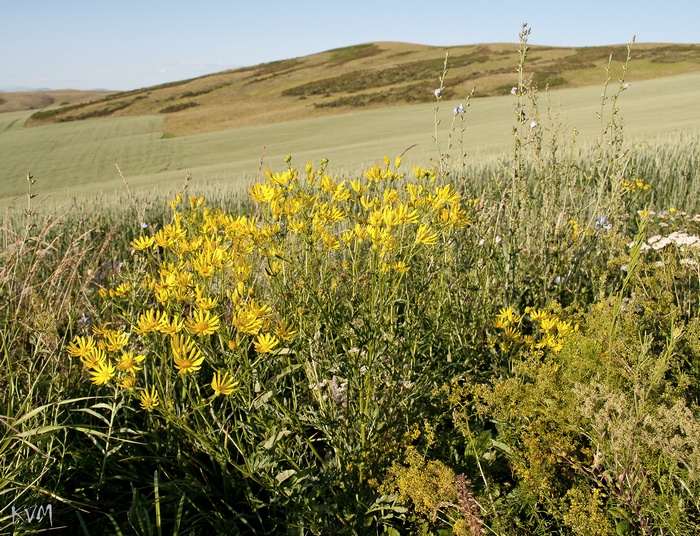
[2,35,700,534]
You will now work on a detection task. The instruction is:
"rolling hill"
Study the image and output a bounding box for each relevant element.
[19,41,700,137]
[2,41,700,204]
[0,89,115,114]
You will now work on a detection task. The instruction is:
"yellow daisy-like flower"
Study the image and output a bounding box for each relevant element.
[232,308,263,336]
[67,336,96,358]
[158,314,184,336]
[81,348,106,370]
[130,235,155,250]
[275,319,298,341]
[211,371,239,396]
[185,309,220,337]
[415,223,438,246]
[172,335,205,375]
[89,361,116,385]
[134,308,165,335]
[102,330,130,352]
[108,282,131,298]
[140,386,160,410]
[119,375,136,391]
[116,351,146,374]
[253,333,279,354]
[495,307,520,325]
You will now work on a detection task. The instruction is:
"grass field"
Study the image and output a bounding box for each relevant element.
[3,36,700,534]
[2,70,700,205]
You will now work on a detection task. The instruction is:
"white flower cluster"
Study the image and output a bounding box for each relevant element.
[639,231,700,251]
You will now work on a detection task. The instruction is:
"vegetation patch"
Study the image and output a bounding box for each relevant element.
[158,101,200,113]
[328,43,383,64]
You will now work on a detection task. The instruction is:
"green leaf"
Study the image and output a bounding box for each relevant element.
[252,390,273,410]
[275,469,296,484]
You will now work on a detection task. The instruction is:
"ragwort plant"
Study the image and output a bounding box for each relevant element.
[71,154,481,532]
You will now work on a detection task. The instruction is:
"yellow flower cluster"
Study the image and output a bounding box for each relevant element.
[74,156,473,410]
[621,178,651,194]
[249,156,473,274]
[491,306,575,354]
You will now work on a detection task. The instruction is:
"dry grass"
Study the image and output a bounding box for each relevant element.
[0,89,115,114]
[20,41,700,137]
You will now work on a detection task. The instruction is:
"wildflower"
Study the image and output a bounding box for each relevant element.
[511,87,518,95]
[211,371,238,396]
[595,215,612,231]
[434,88,442,98]
[109,282,131,298]
[454,103,464,115]
[116,351,146,374]
[185,309,220,337]
[275,319,298,341]
[130,235,155,250]
[254,333,279,354]
[622,82,630,90]
[89,361,116,385]
[415,223,438,246]
[140,386,160,410]
[173,344,205,375]
[103,330,130,352]
[157,314,184,335]
[170,333,202,371]
[134,309,165,335]
[496,307,520,325]
[81,348,106,370]
[232,308,264,335]
[67,336,96,358]
[529,121,537,129]
[119,375,136,391]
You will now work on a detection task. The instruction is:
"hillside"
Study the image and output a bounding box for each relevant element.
[0,89,115,114]
[22,41,700,137]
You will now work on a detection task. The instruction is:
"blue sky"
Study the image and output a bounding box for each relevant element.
[2,0,698,91]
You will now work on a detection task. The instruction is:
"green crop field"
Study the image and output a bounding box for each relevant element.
[2,70,700,205]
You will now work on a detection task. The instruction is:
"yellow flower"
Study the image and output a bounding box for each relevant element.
[89,361,116,385]
[185,309,220,337]
[275,319,298,341]
[116,351,146,374]
[496,307,520,325]
[108,282,131,298]
[81,348,106,370]
[130,235,155,250]
[249,182,276,203]
[134,309,165,335]
[119,375,136,391]
[103,330,130,352]
[253,333,279,354]
[140,386,160,410]
[67,336,96,358]
[233,308,263,335]
[158,314,184,336]
[415,223,439,246]
[211,371,238,396]
[171,335,205,374]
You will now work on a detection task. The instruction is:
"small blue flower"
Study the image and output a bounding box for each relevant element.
[555,276,564,285]
[454,103,464,115]
[596,216,612,231]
